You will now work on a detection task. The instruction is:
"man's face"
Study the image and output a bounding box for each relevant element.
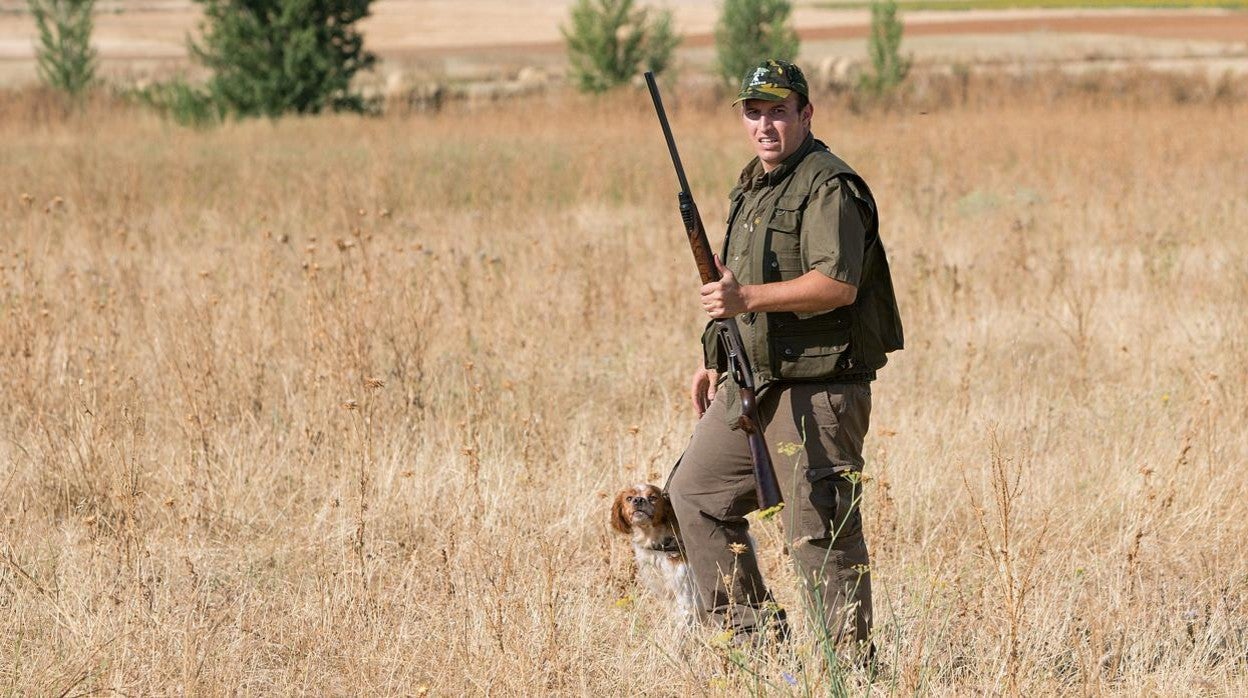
[740,93,813,172]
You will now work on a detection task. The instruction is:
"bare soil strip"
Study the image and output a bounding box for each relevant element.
[371,11,1248,60]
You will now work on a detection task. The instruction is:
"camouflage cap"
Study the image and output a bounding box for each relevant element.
[733,59,809,105]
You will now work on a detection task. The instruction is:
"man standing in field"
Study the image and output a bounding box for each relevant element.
[666,59,903,656]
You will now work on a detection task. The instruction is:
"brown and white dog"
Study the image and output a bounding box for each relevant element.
[611,483,696,626]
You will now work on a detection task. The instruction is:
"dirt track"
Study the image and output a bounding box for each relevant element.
[388,11,1248,58]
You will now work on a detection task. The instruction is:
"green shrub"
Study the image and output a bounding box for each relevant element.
[129,79,221,127]
[714,0,799,87]
[27,0,97,100]
[561,0,679,94]
[190,0,378,118]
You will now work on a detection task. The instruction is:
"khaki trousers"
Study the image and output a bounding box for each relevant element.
[666,380,873,647]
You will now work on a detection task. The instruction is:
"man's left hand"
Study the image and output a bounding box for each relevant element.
[700,256,749,318]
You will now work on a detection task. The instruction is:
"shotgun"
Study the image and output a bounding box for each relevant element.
[644,71,783,513]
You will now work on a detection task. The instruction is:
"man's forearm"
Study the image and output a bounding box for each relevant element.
[739,270,857,314]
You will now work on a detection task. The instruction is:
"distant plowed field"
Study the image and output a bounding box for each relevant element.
[0,1,1246,79]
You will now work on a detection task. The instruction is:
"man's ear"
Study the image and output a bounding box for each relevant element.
[802,102,814,129]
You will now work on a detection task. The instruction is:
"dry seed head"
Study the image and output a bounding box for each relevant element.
[728,543,748,556]
[365,377,385,390]
[341,399,359,410]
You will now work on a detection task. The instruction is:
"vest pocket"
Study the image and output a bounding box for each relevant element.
[766,204,804,280]
[772,335,851,379]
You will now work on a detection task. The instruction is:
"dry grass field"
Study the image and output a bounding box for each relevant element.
[2,76,1247,695]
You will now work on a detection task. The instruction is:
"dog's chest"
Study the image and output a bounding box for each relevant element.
[632,545,685,598]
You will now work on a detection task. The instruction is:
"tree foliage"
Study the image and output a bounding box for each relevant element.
[860,0,911,94]
[561,0,679,94]
[714,0,799,87]
[190,0,377,118]
[27,0,97,99]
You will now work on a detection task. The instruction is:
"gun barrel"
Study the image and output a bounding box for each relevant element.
[644,72,692,195]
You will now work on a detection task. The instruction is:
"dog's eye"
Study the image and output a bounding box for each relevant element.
[647,496,657,502]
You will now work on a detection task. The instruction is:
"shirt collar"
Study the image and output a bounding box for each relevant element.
[736,132,817,192]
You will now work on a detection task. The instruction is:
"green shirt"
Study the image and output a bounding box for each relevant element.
[725,134,870,296]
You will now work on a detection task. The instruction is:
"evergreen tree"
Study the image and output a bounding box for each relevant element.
[190,0,377,117]
[27,0,97,99]
[562,0,678,94]
[860,0,910,95]
[714,0,798,87]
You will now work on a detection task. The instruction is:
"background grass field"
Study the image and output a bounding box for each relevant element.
[1,72,1247,694]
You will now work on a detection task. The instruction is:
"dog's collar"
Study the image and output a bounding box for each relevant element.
[647,536,680,554]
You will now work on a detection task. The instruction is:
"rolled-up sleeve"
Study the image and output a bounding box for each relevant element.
[802,177,868,288]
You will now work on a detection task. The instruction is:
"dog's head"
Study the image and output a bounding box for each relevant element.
[611,483,670,535]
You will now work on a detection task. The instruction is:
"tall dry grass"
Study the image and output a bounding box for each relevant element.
[1,78,1246,694]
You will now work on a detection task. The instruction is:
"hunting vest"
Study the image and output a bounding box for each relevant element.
[703,135,904,389]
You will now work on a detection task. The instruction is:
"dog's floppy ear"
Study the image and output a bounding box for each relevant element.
[610,492,632,534]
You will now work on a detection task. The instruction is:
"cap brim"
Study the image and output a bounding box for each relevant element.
[732,86,792,105]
